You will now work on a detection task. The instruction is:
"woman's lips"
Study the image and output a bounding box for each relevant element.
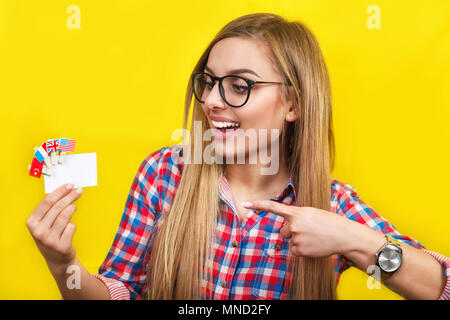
[211,127,240,140]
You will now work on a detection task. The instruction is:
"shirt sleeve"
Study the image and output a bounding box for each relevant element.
[335,181,450,300]
[93,148,164,300]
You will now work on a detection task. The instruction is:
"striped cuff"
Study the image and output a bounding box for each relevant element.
[424,250,450,300]
[93,274,131,300]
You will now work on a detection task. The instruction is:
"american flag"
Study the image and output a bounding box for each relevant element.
[46,139,60,153]
[59,138,76,152]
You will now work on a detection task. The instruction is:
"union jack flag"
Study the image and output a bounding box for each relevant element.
[46,139,60,153]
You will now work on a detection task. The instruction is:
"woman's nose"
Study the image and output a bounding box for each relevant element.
[203,81,227,110]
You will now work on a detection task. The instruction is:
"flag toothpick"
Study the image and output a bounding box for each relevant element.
[59,150,67,164]
[42,166,53,176]
[50,152,59,165]
[44,157,53,169]
[29,137,76,179]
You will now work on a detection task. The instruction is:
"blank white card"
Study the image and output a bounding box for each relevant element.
[43,153,98,194]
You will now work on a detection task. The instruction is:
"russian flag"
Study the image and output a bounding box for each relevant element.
[34,146,48,163]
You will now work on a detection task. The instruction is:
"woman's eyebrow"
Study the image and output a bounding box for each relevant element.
[204,65,261,79]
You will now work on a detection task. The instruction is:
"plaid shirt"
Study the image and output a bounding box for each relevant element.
[94,144,450,300]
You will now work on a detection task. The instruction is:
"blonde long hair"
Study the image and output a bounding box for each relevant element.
[148,13,336,300]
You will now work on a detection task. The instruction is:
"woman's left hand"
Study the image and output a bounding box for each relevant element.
[242,200,356,258]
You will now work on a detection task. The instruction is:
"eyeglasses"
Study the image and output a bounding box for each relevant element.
[192,72,288,108]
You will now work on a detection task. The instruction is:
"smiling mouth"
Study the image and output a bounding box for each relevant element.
[211,120,241,132]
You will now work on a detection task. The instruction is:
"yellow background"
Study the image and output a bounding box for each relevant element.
[1,0,449,299]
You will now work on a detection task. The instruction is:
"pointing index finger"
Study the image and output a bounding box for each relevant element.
[241,200,296,220]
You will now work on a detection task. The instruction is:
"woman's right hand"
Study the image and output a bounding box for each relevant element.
[26,183,83,274]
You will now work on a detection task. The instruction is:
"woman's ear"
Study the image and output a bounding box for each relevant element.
[285,103,298,122]
[284,87,299,122]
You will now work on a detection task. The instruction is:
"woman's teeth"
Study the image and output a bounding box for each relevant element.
[211,120,240,129]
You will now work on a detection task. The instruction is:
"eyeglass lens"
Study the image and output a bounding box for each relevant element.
[193,73,250,107]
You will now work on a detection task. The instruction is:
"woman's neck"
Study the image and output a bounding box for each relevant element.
[224,155,290,198]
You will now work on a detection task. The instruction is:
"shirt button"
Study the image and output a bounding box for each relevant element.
[220,281,227,288]
[232,241,238,247]
[275,244,282,251]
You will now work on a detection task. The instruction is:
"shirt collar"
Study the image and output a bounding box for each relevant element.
[273,175,297,205]
[219,173,297,206]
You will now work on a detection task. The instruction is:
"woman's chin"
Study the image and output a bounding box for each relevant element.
[213,142,258,164]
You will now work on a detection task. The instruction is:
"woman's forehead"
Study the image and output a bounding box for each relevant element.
[207,37,278,78]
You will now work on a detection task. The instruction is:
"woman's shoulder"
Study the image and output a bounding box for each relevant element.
[142,144,183,166]
[133,144,184,190]
[330,177,360,199]
[132,144,184,212]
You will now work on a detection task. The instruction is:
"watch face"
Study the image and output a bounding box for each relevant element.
[378,245,402,273]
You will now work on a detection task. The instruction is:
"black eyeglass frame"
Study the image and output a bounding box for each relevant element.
[191,71,288,108]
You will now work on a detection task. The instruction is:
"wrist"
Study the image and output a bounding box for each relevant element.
[340,219,386,270]
[47,256,78,277]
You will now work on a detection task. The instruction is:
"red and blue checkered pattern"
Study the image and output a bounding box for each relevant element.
[94,144,450,300]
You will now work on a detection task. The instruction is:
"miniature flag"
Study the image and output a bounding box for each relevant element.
[34,145,48,163]
[40,142,53,168]
[46,139,60,153]
[59,138,76,152]
[29,157,44,178]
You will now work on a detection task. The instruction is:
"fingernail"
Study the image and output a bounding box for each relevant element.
[75,188,83,194]
[66,183,74,190]
[241,202,252,208]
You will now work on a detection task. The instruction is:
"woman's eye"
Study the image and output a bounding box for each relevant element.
[201,79,214,90]
[232,84,248,95]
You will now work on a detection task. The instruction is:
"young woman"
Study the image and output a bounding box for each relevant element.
[26,13,449,300]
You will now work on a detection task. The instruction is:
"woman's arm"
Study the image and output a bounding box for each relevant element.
[92,153,162,300]
[26,183,111,300]
[93,146,181,300]
[243,180,450,300]
[332,181,450,299]
[27,147,178,300]
[47,257,111,300]
[342,219,447,300]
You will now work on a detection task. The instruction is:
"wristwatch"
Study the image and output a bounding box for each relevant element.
[374,235,403,281]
